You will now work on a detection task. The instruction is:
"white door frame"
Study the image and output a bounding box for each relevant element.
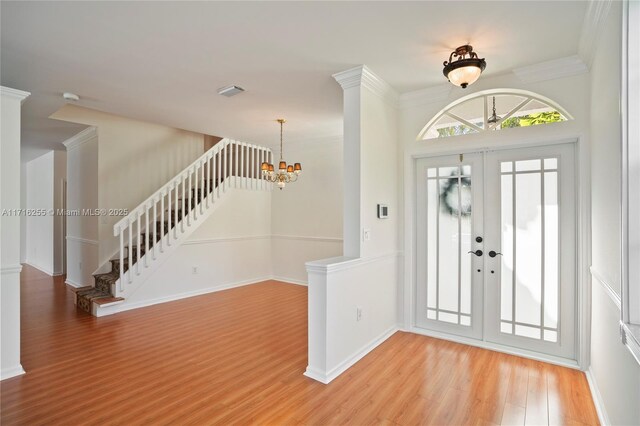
[402,134,590,370]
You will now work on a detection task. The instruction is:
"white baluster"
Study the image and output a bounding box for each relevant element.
[223,143,227,193]
[234,141,239,188]
[188,170,193,225]
[119,229,124,292]
[206,154,211,207]
[181,174,186,232]
[153,200,157,260]
[167,186,172,247]
[145,206,149,267]
[136,212,141,275]
[174,181,179,239]
[128,221,132,283]
[160,191,165,252]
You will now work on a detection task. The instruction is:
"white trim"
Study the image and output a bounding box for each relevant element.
[65,278,86,289]
[271,276,307,286]
[590,266,622,310]
[408,326,580,370]
[585,367,611,426]
[66,235,99,246]
[332,65,399,107]
[183,235,271,245]
[513,55,589,84]
[304,326,398,384]
[399,84,452,109]
[23,261,54,277]
[620,322,640,366]
[0,86,30,104]
[271,234,342,243]
[579,0,613,68]
[306,252,400,274]
[107,275,273,316]
[0,264,22,275]
[0,365,26,381]
[62,127,97,151]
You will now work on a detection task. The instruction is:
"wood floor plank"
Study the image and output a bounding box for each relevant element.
[0,265,599,425]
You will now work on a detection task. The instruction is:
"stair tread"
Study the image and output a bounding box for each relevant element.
[93,297,125,306]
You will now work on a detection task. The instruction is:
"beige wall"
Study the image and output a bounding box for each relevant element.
[52,105,205,266]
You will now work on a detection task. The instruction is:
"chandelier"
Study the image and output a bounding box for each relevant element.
[261,119,302,190]
[443,45,486,88]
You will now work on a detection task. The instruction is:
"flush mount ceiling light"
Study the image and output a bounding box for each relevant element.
[261,119,302,190]
[443,45,486,89]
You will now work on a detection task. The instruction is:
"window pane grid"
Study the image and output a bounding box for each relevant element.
[425,165,472,328]
[499,158,560,343]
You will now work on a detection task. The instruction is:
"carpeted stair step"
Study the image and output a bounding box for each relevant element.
[76,287,112,313]
[94,272,119,293]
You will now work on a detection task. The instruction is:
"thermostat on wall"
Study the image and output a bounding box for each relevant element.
[377,204,388,219]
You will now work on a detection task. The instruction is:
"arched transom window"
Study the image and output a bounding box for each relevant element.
[418,89,573,140]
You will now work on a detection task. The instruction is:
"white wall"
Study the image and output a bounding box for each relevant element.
[588,2,640,424]
[271,137,343,283]
[65,128,99,287]
[51,105,205,267]
[24,150,67,276]
[121,188,272,309]
[25,151,54,274]
[1,86,29,380]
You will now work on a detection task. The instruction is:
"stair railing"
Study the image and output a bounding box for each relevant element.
[113,138,272,293]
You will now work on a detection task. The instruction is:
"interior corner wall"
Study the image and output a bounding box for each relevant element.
[588,1,640,424]
[53,151,67,274]
[50,105,205,268]
[25,151,55,275]
[270,137,344,283]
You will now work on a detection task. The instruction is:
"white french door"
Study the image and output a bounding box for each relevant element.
[416,143,576,359]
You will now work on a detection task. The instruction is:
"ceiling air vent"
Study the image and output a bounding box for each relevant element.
[217,85,245,97]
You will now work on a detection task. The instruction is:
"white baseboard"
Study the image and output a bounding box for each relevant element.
[408,326,580,370]
[585,367,610,426]
[114,275,273,314]
[304,326,399,384]
[24,261,54,277]
[65,278,86,288]
[271,275,307,286]
[1,364,25,381]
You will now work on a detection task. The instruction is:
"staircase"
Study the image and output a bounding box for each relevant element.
[73,139,272,316]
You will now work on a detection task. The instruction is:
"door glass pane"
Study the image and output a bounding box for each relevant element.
[544,172,559,329]
[424,165,473,327]
[500,158,560,341]
[515,173,542,327]
[427,178,438,308]
[501,174,513,322]
[438,178,459,313]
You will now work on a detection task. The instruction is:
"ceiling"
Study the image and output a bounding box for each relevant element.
[1,1,588,162]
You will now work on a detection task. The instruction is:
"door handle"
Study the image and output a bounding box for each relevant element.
[488,250,502,258]
[468,250,483,257]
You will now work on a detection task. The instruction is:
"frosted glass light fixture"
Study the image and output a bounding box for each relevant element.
[443,45,486,89]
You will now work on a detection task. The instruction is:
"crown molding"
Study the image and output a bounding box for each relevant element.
[398,84,452,109]
[333,65,399,107]
[62,126,97,151]
[1,86,30,104]
[512,55,589,84]
[579,0,612,68]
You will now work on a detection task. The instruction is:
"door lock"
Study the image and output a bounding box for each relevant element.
[468,250,483,257]
[488,250,503,258]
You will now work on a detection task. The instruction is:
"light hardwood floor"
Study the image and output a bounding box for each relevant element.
[1,265,599,425]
